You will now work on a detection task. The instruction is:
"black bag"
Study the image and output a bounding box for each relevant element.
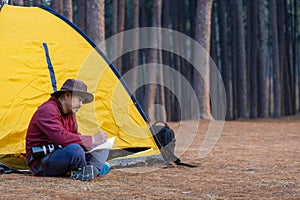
[150,121,197,167]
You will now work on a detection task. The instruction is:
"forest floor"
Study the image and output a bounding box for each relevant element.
[0,115,299,199]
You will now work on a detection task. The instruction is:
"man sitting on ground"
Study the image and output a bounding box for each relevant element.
[26,79,110,181]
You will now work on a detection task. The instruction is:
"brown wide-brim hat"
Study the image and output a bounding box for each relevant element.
[51,79,94,104]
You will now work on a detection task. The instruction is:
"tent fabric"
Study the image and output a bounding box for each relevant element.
[0,4,158,168]
[109,149,164,168]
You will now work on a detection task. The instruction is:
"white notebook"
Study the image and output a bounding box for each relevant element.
[88,137,115,153]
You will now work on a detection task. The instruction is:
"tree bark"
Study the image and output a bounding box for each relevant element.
[33,0,40,6]
[193,0,213,119]
[117,0,125,74]
[126,0,139,98]
[280,0,293,115]
[51,0,63,14]
[233,0,248,118]
[63,0,73,22]
[143,0,165,122]
[132,0,139,67]
[257,0,269,117]
[217,0,231,119]
[248,0,258,118]
[77,0,86,33]
[86,0,105,44]
[171,0,181,120]
[155,0,165,121]
[270,0,281,117]
[210,2,218,70]
[24,0,31,6]
[162,0,172,121]
[109,0,119,73]
[111,0,118,36]
[294,0,299,110]
[13,0,24,6]
[231,0,238,119]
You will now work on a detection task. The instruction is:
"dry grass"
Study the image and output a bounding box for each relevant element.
[0,115,299,199]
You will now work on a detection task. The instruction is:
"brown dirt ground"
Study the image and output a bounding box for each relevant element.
[0,115,300,200]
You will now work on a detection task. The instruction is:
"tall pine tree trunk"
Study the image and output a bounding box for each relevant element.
[117,0,125,74]
[63,0,73,22]
[132,0,139,76]
[217,0,231,119]
[179,0,190,120]
[234,0,248,118]
[231,0,238,119]
[110,0,122,73]
[77,0,86,33]
[280,0,293,115]
[171,0,181,121]
[155,0,165,121]
[248,0,258,118]
[193,0,213,119]
[162,0,173,121]
[143,0,165,121]
[270,0,281,117]
[294,0,299,110]
[210,2,218,64]
[86,0,105,44]
[257,0,269,117]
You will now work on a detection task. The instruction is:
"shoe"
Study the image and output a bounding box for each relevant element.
[70,165,99,181]
[99,162,110,175]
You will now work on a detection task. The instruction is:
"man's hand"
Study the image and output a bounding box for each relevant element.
[92,131,108,145]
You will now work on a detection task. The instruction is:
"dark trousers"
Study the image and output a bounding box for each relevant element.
[34,144,108,177]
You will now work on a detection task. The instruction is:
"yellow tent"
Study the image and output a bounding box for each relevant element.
[0,3,158,169]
